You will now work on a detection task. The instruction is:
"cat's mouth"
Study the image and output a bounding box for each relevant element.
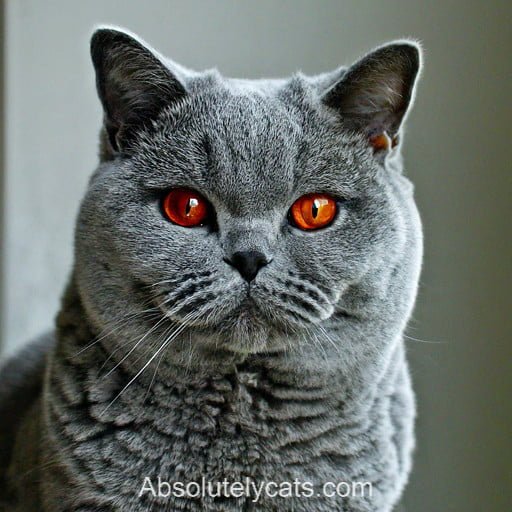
[144,273,344,353]
[149,286,292,352]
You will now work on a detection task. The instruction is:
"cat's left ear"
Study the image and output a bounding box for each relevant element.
[91,27,187,156]
[321,41,421,154]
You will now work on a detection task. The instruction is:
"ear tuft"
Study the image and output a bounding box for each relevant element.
[322,41,421,153]
[91,27,186,155]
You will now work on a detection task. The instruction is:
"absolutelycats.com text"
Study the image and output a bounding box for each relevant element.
[139,476,373,503]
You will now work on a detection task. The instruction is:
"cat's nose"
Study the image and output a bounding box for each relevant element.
[225,251,269,282]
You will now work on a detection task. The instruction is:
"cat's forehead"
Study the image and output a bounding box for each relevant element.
[199,92,302,212]
[135,77,372,213]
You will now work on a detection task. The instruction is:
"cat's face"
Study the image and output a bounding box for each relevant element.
[75,29,422,357]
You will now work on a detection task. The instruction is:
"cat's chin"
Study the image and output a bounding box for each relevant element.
[189,306,294,354]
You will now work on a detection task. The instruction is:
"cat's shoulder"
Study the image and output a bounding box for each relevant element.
[0,331,54,393]
[0,333,53,510]
[0,331,54,460]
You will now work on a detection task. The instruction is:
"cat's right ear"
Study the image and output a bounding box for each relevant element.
[90,27,187,156]
[320,41,421,156]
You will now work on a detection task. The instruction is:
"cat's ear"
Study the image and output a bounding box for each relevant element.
[90,27,186,155]
[321,41,421,154]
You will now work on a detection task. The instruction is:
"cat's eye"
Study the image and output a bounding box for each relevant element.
[162,188,210,227]
[289,193,337,230]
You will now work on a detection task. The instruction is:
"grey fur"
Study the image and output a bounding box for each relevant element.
[0,28,422,511]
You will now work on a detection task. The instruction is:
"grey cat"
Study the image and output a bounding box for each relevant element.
[0,27,422,511]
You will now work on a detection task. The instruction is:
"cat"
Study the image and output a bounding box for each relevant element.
[0,27,422,511]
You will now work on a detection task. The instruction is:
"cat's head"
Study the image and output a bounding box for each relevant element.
[75,28,422,358]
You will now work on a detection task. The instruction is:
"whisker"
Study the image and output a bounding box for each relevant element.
[142,322,177,404]
[101,313,171,378]
[74,274,208,359]
[94,312,163,373]
[73,302,160,357]
[403,334,444,344]
[304,325,329,362]
[317,324,343,357]
[100,292,202,377]
[99,310,200,416]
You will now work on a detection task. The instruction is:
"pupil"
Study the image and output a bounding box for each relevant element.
[186,198,198,215]
[312,199,319,218]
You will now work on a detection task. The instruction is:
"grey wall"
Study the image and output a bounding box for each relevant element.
[2,1,511,510]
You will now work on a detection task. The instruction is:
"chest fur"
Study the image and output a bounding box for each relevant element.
[43,354,408,511]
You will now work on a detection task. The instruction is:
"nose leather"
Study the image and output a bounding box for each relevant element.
[226,251,269,282]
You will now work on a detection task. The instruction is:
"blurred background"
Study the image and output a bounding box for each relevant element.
[0,0,510,510]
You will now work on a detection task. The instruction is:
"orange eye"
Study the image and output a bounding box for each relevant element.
[162,188,209,227]
[290,193,337,230]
